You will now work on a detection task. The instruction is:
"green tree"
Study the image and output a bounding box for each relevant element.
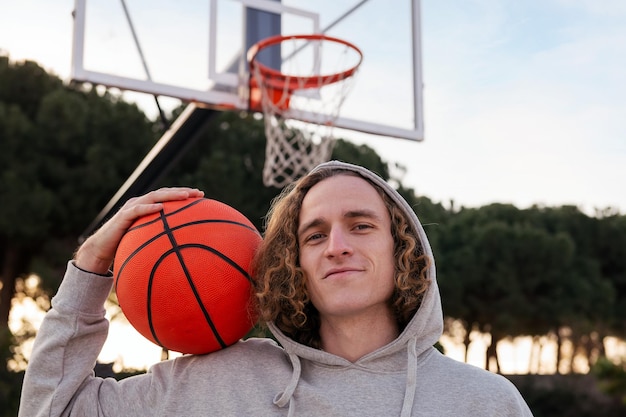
[0,55,157,349]
[527,206,617,370]
[436,203,616,373]
[595,214,626,341]
[593,357,626,406]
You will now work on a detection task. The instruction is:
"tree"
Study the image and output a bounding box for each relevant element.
[595,214,626,342]
[593,357,626,406]
[436,203,616,373]
[0,56,157,346]
[527,206,617,370]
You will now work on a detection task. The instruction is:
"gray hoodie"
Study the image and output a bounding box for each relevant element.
[19,161,533,416]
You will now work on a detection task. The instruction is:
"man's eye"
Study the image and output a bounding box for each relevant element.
[306,232,325,242]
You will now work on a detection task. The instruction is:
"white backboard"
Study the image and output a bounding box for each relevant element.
[71,0,423,141]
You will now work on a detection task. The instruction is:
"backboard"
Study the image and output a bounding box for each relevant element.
[71,0,423,141]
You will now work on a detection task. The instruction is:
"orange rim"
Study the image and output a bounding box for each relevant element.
[248,34,363,92]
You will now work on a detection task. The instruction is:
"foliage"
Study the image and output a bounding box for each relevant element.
[592,357,626,405]
[0,56,158,414]
[0,55,157,299]
[513,374,626,417]
[595,215,626,338]
[0,328,23,417]
[0,55,157,387]
[436,203,619,371]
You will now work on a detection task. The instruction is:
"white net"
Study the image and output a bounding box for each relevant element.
[249,35,362,188]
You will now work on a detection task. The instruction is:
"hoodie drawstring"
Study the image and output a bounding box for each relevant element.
[274,340,418,417]
[273,353,302,417]
[400,337,418,417]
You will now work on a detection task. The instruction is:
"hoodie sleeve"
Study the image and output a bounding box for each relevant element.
[19,261,124,416]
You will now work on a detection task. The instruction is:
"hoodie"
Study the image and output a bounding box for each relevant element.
[19,161,533,416]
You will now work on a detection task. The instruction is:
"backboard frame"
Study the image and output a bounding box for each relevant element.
[70,0,424,141]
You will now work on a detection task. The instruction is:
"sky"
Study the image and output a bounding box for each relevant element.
[1,0,625,218]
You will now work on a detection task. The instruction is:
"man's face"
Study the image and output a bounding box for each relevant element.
[297,174,396,320]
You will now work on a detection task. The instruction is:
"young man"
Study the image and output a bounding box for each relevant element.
[19,161,533,416]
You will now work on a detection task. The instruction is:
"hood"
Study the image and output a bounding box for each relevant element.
[267,160,443,416]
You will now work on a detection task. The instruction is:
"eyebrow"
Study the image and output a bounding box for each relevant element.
[297,209,383,239]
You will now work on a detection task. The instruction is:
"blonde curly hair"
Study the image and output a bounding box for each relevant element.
[252,167,431,348]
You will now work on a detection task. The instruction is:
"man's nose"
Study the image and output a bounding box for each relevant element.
[324,227,353,257]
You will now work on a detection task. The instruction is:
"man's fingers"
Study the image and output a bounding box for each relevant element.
[75,187,205,274]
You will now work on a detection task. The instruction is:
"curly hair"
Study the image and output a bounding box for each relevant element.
[252,167,431,348]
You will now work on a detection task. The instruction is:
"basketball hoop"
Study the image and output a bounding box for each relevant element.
[248,34,363,187]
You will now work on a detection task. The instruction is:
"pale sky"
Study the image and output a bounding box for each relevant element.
[1,0,625,216]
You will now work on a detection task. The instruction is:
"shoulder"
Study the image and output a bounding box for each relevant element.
[141,337,294,398]
[212,337,288,364]
[429,352,519,392]
[422,351,532,415]
[153,337,290,375]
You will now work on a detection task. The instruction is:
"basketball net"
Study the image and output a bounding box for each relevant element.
[248,34,363,187]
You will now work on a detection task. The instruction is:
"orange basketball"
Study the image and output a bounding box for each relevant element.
[113,197,262,354]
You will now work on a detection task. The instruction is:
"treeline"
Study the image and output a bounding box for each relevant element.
[425,201,625,373]
[1,56,626,414]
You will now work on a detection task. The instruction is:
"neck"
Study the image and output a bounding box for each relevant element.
[319,309,399,362]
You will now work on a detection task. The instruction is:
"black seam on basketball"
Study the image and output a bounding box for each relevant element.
[158,210,228,349]
[167,197,206,215]
[125,199,202,231]
[175,219,260,234]
[128,217,259,235]
[114,230,164,295]
[116,219,260,294]
[182,243,254,283]
[147,248,229,350]
[146,258,164,348]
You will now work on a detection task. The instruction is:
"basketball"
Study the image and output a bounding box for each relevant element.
[113,197,262,355]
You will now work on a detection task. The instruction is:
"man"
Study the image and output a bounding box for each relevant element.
[19,161,533,416]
